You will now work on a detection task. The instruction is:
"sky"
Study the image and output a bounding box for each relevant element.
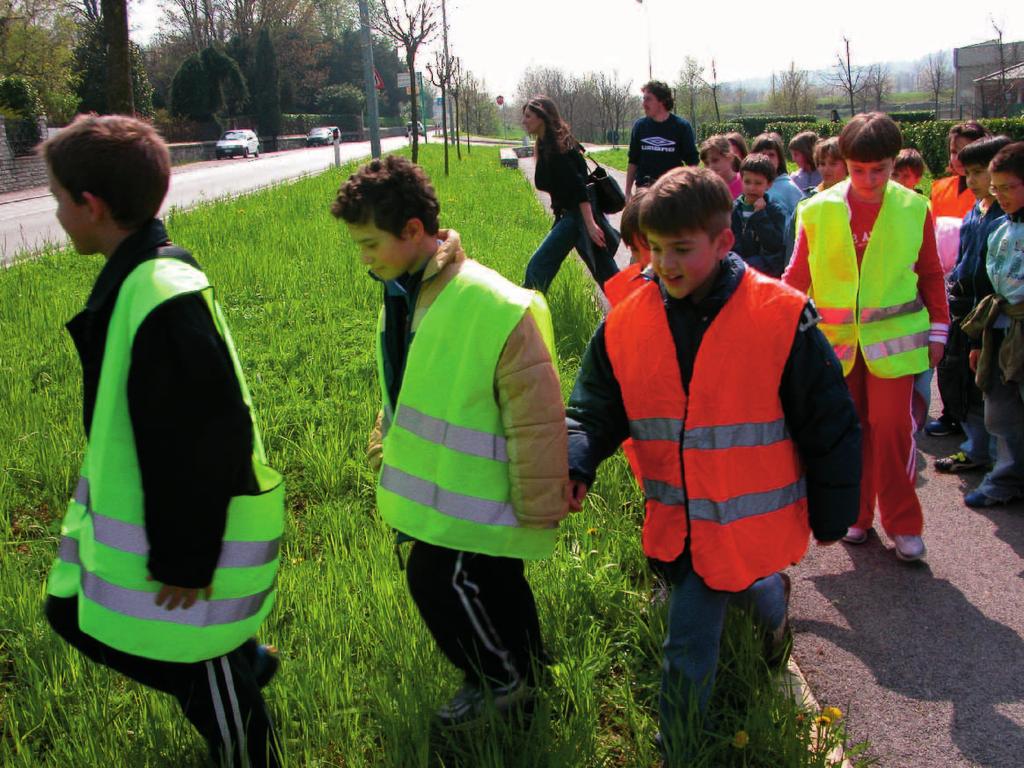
[130,0,1021,99]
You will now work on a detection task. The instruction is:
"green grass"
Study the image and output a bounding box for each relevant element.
[1,146,860,766]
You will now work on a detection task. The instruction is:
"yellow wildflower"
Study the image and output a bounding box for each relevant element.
[732,730,750,749]
[586,527,598,535]
[821,706,843,721]
[816,715,832,728]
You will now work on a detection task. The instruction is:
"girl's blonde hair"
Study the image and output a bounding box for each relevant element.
[699,134,740,171]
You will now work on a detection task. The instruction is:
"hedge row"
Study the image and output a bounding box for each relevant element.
[699,117,1024,177]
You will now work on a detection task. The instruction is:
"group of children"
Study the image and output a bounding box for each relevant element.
[38,107,1024,767]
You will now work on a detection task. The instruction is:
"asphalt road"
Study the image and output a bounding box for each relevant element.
[0,136,409,264]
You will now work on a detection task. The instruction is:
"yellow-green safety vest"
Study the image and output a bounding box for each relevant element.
[375,260,559,560]
[798,179,930,378]
[47,258,284,663]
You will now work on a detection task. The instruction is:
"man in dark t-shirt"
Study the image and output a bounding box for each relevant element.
[626,80,699,199]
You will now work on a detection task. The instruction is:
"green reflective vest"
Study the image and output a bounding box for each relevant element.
[798,179,930,378]
[47,257,284,663]
[375,260,558,560]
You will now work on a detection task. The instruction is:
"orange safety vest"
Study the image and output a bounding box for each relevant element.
[604,263,647,307]
[930,175,974,220]
[605,267,811,591]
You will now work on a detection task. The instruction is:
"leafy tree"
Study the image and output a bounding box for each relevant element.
[253,28,281,137]
[169,46,246,133]
[0,76,43,117]
[316,83,365,114]
[0,0,78,122]
[74,21,154,117]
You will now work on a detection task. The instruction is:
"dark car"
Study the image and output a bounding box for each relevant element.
[306,126,340,146]
[405,121,426,138]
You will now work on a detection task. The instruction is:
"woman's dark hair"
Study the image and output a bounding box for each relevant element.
[751,132,788,176]
[523,95,578,158]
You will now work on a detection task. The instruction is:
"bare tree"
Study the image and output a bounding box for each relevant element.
[824,37,866,117]
[863,63,892,110]
[992,18,1011,117]
[769,61,814,115]
[918,50,952,118]
[425,0,453,174]
[708,58,721,122]
[374,0,437,162]
[674,56,706,132]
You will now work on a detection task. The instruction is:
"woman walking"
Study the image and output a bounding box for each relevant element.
[522,96,620,293]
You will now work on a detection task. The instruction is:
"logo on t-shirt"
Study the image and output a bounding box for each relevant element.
[641,136,676,152]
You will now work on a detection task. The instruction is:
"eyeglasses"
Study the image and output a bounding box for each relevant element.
[990,182,1023,195]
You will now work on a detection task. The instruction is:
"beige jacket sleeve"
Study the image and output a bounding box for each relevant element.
[368,409,384,473]
[496,308,569,528]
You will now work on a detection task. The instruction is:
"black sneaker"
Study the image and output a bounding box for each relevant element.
[935,451,989,473]
[924,416,963,437]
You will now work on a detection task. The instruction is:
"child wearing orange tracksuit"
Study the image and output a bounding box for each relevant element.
[785,112,949,561]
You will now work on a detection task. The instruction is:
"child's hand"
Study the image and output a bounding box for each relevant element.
[969,348,981,372]
[568,480,589,512]
[752,197,766,212]
[150,577,212,610]
[928,341,944,368]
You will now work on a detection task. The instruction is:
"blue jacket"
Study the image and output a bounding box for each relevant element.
[768,173,806,218]
[949,201,1004,320]
[731,194,787,277]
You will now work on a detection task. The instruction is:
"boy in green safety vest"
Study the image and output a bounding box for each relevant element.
[42,115,284,767]
[332,155,570,727]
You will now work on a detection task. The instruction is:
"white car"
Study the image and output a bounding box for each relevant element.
[216,129,260,159]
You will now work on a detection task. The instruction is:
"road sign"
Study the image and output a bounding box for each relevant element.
[397,72,411,88]
[374,68,384,91]
[496,95,505,106]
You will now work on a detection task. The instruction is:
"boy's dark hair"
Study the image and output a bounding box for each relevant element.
[750,132,787,175]
[948,121,990,144]
[639,167,731,238]
[838,112,902,162]
[740,153,777,184]
[989,141,1024,180]
[813,137,842,166]
[788,131,819,168]
[332,155,440,236]
[958,135,1012,169]
[894,148,926,177]
[642,80,674,112]
[39,114,171,229]
[620,187,648,249]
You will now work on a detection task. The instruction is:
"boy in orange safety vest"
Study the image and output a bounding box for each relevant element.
[566,167,861,761]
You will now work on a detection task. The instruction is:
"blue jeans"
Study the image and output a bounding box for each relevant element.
[960,409,993,464]
[659,558,786,751]
[523,207,619,293]
[978,377,1024,500]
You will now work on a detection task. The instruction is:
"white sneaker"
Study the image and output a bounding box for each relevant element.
[842,526,869,544]
[893,535,926,562]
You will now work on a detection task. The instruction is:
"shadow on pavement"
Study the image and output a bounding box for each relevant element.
[799,541,1024,767]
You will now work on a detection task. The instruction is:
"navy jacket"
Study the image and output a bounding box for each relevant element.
[731,194,787,278]
[566,255,861,556]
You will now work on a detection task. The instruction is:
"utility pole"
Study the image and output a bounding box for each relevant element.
[358,0,381,158]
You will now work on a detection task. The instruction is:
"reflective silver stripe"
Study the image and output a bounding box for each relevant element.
[58,536,80,565]
[683,419,788,451]
[73,476,89,507]
[629,418,683,442]
[382,405,393,438]
[81,571,271,626]
[396,406,508,461]
[91,512,279,567]
[862,330,930,361]
[859,297,924,324]
[642,478,687,506]
[832,343,856,361]
[817,307,855,325]
[689,478,806,525]
[379,464,519,526]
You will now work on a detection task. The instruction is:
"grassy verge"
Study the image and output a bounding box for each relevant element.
[1,145,859,766]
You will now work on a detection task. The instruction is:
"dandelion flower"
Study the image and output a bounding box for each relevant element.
[816,715,832,728]
[732,730,750,749]
[586,527,598,535]
[821,706,843,721]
